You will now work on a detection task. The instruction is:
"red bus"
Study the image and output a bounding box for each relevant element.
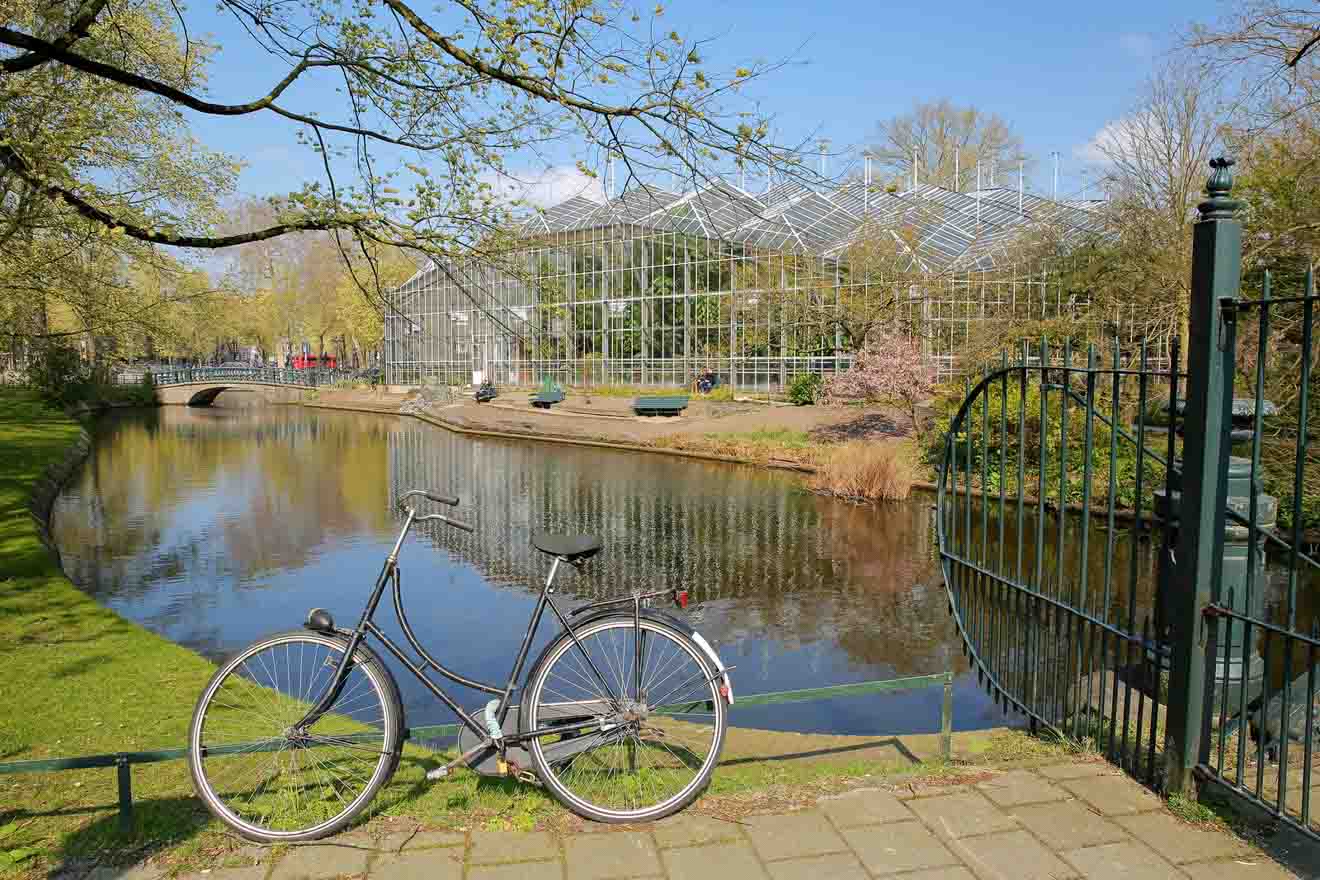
[292,354,337,369]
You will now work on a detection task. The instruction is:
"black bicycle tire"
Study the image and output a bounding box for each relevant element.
[521,615,726,823]
[187,630,405,842]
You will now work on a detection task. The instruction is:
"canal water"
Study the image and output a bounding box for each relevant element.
[52,402,1034,736]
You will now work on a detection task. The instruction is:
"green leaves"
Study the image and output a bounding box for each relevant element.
[0,821,40,866]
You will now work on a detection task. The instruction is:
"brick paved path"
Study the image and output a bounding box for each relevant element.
[101,760,1299,880]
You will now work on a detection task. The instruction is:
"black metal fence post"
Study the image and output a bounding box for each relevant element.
[1164,158,1243,797]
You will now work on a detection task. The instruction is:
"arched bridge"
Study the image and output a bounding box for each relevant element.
[135,367,344,406]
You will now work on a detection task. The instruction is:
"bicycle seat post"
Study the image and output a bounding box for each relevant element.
[544,557,562,593]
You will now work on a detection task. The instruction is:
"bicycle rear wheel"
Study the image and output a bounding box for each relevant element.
[187,631,403,841]
[523,615,726,823]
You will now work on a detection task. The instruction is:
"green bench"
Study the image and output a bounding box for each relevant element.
[530,390,565,409]
[633,395,689,417]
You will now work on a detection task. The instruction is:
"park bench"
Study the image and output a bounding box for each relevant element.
[633,395,689,417]
[530,390,565,409]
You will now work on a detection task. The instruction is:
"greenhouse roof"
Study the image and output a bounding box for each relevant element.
[521,177,1106,273]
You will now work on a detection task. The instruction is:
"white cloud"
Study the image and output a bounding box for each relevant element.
[1074,115,1144,164]
[1118,33,1155,58]
[480,165,606,209]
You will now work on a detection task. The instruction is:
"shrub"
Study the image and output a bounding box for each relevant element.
[26,342,92,407]
[787,373,822,406]
[810,440,915,503]
[137,370,157,403]
[701,384,734,401]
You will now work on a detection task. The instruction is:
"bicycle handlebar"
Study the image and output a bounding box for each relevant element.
[396,489,474,533]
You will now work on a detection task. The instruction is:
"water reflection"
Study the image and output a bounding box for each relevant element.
[54,404,993,735]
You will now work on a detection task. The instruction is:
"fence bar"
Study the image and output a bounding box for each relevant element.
[116,756,133,833]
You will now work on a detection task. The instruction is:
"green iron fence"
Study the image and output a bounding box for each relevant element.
[0,671,954,833]
[1196,266,1320,834]
[937,335,1179,787]
[937,157,1320,841]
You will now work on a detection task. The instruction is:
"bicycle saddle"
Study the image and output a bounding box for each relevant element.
[531,531,602,563]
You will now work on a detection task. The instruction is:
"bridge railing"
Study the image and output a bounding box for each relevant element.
[122,367,353,388]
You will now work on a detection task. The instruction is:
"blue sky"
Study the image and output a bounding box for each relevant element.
[185,0,1213,205]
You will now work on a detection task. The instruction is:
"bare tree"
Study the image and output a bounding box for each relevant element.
[1188,1,1320,127]
[867,99,1027,191]
[1086,59,1227,348]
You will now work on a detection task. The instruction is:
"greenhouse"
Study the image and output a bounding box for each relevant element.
[383,178,1109,390]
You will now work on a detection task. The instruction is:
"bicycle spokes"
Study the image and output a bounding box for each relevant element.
[528,618,724,820]
[191,634,397,838]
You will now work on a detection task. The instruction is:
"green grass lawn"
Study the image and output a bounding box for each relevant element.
[0,389,1085,878]
[0,390,221,874]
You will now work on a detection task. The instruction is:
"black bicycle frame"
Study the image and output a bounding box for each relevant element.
[297,511,662,747]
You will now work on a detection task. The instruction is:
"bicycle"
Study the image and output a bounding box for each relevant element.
[187,489,733,841]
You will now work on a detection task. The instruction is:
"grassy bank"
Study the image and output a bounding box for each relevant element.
[0,390,218,874]
[651,427,829,466]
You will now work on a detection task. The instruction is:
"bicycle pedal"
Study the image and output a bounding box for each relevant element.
[426,767,450,781]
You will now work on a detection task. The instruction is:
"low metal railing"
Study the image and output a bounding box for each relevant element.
[0,670,954,832]
[114,367,364,388]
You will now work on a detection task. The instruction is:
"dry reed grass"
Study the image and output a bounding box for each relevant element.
[809,440,915,502]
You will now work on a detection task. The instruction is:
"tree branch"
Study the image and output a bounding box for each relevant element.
[1287,30,1320,68]
[0,0,109,73]
[0,144,355,247]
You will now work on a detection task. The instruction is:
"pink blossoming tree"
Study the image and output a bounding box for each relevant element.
[824,330,937,431]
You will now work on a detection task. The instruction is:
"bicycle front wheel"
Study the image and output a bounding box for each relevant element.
[523,615,727,823]
[187,631,403,841]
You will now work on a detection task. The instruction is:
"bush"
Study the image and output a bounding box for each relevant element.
[787,373,822,406]
[810,440,915,502]
[26,342,92,407]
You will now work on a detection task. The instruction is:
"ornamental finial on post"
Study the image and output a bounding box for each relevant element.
[1199,156,1240,221]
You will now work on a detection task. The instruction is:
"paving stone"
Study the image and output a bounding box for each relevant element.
[764,853,868,880]
[376,830,465,852]
[743,810,846,861]
[369,849,463,880]
[956,830,1079,880]
[905,792,1019,839]
[892,870,978,880]
[818,788,914,828]
[1039,761,1112,780]
[1062,775,1164,816]
[1114,812,1251,865]
[230,845,269,866]
[467,862,563,880]
[651,813,742,848]
[470,831,558,864]
[840,821,960,876]
[1181,856,1298,879]
[975,770,1067,806]
[176,869,268,880]
[1063,841,1184,879]
[88,865,164,880]
[563,833,660,880]
[661,843,766,880]
[269,843,370,880]
[1010,799,1129,850]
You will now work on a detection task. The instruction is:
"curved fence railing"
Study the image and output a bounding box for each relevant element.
[937,339,1181,786]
